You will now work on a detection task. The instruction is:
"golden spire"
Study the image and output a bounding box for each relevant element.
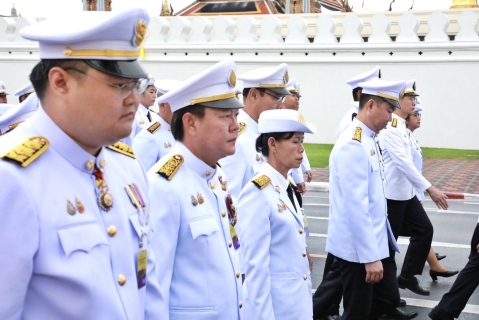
[450,0,478,8]
[160,0,172,16]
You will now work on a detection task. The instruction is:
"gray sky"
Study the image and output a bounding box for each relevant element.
[0,0,453,18]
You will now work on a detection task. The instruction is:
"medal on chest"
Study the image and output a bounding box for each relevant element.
[226,193,240,250]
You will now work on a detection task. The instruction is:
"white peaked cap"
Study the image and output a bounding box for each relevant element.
[258,109,316,134]
[238,63,291,96]
[359,79,407,109]
[157,60,244,112]
[346,66,381,90]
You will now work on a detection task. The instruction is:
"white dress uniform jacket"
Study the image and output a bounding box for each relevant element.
[0,107,162,320]
[336,101,359,140]
[132,116,175,170]
[236,163,312,320]
[123,105,161,146]
[220,109,265,199]
[148,142,243,320]
[327,118,399,263]
[408,129,425,202]
[378,114,431,201]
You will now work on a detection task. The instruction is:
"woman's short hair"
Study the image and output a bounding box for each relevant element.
[255,131,295,157]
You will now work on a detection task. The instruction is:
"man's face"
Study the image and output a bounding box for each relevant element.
[140,86,156,108]
[68,67,141,145]
[256,89,285,113]
[282,93,300,111]
[370,100,394,132]
[20,93,32,102]
[0,95,7,104]
[194,107,240,161]
[399,95,416,114]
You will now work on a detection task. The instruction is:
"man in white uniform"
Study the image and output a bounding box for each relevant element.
[327,79,405,319]
[379,80,449,296]
[14,82,35,103]
[132,79,181,169]
[148,60,244,320]
[0,81,9,104]
[220,63,291,200]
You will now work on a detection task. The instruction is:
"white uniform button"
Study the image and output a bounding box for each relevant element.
[302,251,307,257]
[221,210,226,218]
[236,271,240,278]
[107,225,117,237]
[299,228,303,234]
[239,301,243,308]
[228,241,232,248]
[118,274,127,286]
[303,275,308,280]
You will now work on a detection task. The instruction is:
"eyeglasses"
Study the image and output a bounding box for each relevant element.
[405,96,418,104]
[411,112,421,118]
[258,89,286,103]
[64,68,148,99]
[292,93,301,100]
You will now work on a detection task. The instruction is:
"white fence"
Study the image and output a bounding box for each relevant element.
[1,9,479,149]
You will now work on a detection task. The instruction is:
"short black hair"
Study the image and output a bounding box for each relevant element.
[359,93,386,110]
[171,105,206,141]
[352,87,362,101]
[255,132,296,157]
[29,59,88,100]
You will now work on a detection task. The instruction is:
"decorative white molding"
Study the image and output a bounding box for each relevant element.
[190,17,212,43]
[146,17,170,43]
[456,10,479,41]
[285,16,309,44]
[259,15,283,44]
[235,16,258,43]
[425,11,450,42]
[211,16,235,43]
[14,17,37,43]
[368,13,391,43]
[396,12,420,43]
[314,15,337,44]
[168,17,190,43]
[340,14,364,43]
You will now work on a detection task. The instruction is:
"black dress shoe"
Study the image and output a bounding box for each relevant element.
[435,252,447,261]
[430,269,459,281]
[399,299,407,307]
[398,275,430,296]
[382,307,418,319]
[317,315,341,320]
[429,306,454,320]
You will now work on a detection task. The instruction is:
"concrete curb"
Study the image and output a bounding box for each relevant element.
[308,182,479,200]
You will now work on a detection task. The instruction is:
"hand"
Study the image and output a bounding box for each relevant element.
[365,260,383,284]
[426,186,449,210]
[297,182,306,195]
[306,251,313,272]
[476,244,479,254]
[305,170,313,183]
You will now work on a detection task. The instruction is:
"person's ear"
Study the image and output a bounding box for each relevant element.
[182,112,199,137]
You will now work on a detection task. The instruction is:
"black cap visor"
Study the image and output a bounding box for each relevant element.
[201,97,244,110]
[381,97,401,109]
[85,59,148,79]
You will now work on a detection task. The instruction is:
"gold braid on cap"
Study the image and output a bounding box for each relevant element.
[377,92,399,102]
[190,92,236,105]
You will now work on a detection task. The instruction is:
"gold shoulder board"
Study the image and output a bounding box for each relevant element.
[391,118,398,128]
[147,122,161,134]
[1,136,50,167]
[288,178,297,187]
[252,175,271,190]
[352,127,362,143]
[107,142,136,159]
[156,154,184,181]
[238,122,247,136]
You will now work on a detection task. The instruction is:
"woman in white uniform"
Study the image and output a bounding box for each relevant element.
[236,109,316,320]
[406,103,458,281]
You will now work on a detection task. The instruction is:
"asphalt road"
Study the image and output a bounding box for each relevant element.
[304,191,479,320]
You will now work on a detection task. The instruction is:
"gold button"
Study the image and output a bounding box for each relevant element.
[99,158,106,169]
[221,210,226,217]
[302,251,306,257]
[118,274,127,286]
[107,225,117,237]
[86,160,94,171]
[210,182,215,189]
[275,185,280,191]
[303,275,308,280]
[205,171,211,177]
[239,301,243,308]
[236,271,240,278]
[299,229,303,234]
[228,241,232,248]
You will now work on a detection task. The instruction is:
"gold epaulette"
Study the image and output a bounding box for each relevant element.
[252,175,271,190]
[289,179,297,187]
[352,127,362,143]
[156,154,184,181]
[107,142,136,159]
[391,118,398,128]
[1,136,49,167]
[147,122,161,134]
[238,122,247,136]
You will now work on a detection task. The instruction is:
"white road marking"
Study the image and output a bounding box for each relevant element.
[464,202,479,205]
[424,208,478,215]
[303,203,330,207]
[307,216,329,220]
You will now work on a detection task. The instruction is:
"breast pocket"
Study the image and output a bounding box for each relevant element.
[58,223,108,257]
[371,161,380,172]
[189,216,220,239]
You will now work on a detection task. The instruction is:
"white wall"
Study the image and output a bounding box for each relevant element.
[1,9,479,149]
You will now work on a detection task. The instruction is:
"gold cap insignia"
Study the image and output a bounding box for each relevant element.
[1,136,50,167]
[151,76,156,82]
[252,175,271,190]
[134,20,148,47]
[412,82,417,91]
[392,118,398,128]
[156,154,184,180]
[229,70,237,88]
[299,112,305,124]
[107,142,136,158]
[378,69,382,79]
[1,84,5,89]
[352,127,362,143]
[284,71,289,84]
